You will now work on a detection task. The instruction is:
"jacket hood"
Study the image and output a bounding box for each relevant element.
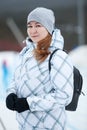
[50,29,64,50]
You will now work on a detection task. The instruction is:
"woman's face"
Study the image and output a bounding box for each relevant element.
[27,21,48,43]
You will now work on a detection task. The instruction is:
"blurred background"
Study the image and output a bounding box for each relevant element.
[0,0,87,130]
[0,0,87,51]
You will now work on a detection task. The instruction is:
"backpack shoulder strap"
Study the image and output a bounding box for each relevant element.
[49,48,67,72]
[49,49,59,72]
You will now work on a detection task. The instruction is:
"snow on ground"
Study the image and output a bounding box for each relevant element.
[0,47,87,130]
[0,101,19,130]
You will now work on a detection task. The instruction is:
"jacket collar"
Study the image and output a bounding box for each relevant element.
[21,29,64,57]
[50,29,64,51]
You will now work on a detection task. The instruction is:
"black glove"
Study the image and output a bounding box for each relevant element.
[6,93,17,110]
[14,97,29,113]
[6,93,29,113]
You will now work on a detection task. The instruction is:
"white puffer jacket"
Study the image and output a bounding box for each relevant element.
[7,29,73,130]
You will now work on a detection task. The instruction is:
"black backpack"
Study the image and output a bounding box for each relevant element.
[49,49,84,111]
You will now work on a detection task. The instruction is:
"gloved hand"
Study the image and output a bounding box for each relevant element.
[6,93,17,110]
[14,97,29,113]
[6,93,29,113]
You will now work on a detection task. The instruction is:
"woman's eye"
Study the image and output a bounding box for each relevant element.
[27,25,32,28]
[27,24,42,28]
[36,24,42,27]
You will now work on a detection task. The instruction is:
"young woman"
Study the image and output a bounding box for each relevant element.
[6,7,73,130]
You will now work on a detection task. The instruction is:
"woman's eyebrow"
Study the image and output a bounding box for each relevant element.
[27,22,40,25]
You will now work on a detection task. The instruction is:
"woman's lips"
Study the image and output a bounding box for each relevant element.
[31,35,39,39]
[31,35,39,37]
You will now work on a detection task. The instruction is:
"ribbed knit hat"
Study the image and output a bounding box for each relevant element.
[27,7,55,35]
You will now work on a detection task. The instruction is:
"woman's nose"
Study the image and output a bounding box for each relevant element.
[31,27,37,33]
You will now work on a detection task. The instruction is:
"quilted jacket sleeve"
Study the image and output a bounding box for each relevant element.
[6,51,23,96]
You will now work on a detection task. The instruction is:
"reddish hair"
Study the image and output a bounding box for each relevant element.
[34,33,52,63]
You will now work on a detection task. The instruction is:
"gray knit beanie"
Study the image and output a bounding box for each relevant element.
[27,7,55,35]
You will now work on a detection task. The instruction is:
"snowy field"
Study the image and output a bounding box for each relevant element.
[0,46,87,130]
[0,51,19,130]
